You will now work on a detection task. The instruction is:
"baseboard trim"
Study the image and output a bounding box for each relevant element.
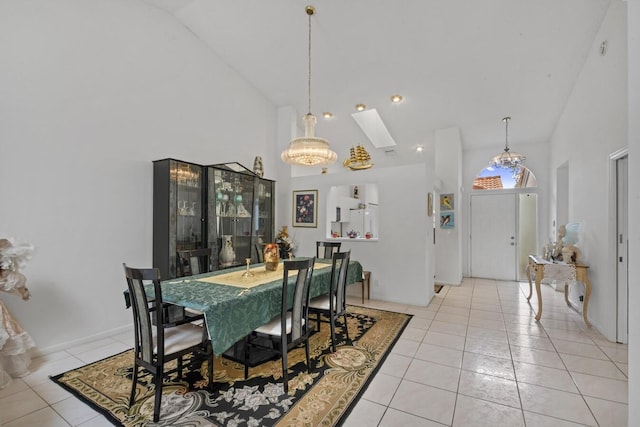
[31,324,133,358]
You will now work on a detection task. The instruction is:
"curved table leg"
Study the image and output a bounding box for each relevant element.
[534,269,543,321]
[526,264,533,300]
[564,283,570,306]
[582,277,592,327]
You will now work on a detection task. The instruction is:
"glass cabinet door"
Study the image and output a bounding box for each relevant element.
[153,159,204,279]
[252,178,274,260]
[207,163,258,269]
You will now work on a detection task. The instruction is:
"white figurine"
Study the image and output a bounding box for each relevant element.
[0,238,36,389]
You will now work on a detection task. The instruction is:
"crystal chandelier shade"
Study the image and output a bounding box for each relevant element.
[489,116,526,169]
[281,6,337,167]
[281,114,337,166]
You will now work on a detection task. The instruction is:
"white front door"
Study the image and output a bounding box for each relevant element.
[470,193,517,280]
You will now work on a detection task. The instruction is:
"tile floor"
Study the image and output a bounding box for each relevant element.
[0,278,628,426]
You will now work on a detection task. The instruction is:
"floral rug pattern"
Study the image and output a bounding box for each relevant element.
[51,305,410,426]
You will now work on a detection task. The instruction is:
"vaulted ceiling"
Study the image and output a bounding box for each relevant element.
[143,0,612,166]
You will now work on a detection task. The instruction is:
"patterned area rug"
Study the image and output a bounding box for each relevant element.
[51,305,411,426]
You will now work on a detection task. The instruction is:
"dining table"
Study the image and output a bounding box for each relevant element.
[144,258,363,357]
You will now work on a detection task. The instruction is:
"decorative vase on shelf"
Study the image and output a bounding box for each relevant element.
[220,235,236,267]
[253,156,264,177]
[263,243,279,271]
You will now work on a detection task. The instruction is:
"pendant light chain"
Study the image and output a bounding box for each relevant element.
[307,8,312,115]
[503,116,511,152]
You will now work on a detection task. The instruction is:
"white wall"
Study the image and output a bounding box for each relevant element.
[627,0,639,424]
[0,0,277,352]
[434,128,463,286]
[549,0,628,340]
[283,164,436,307]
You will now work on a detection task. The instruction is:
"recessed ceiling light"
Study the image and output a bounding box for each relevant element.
[355,103,366,111]
[322,112,333,119]
[390,94,403,103]
[416,145,424,153]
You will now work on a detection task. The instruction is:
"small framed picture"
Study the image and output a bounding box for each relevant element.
[293,190,318,228]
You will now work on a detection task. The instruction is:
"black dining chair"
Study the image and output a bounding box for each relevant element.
[254,243,265,263]
[243,257,316,393]
[316,241,341,259]
[309,250,351,352]
[123,264,214,422]
[177,247,213,277]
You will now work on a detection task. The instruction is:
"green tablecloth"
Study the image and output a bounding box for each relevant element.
[149,259,363,355]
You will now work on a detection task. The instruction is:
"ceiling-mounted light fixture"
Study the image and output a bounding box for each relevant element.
[355,103,366,111]
[489,116,526,170]
[322,112,333,119]
[281,6,337,167]
[390,94,403,103]
[343,144,373,171]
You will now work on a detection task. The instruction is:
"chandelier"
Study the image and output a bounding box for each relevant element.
[489,116,526,169]
[343,144,373,171]
[281,6,337,167]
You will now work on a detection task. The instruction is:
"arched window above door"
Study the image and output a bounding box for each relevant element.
[473,165,537,190]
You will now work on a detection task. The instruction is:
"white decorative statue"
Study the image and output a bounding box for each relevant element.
[0,238,36,389]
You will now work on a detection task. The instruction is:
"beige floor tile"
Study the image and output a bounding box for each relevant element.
[407,316,432,330]
[52,396,103,426]
[507,332,555,351]
[513,361,578,393]
[3,407,70,427]
[0,378,29,400]
[0,388,48,424]
[404,358,461,392]
[77,414,116,426]
[21,355,85,387]
[422,330,465,350]
[458,370,520,408]
[32,379,73,405]
[437,305,470,317]
[391,338,420,358]
[461,351,515,381]
[401,326,427,342]
[504,322,547,337]
[428,320,468,337]
[551,338,608,360]
[616,362,628,377]
[380,408,444,426]
[466,325,508,342]
[433,312,469,326]
[570,372,628,404]
[523,410,592,426]
[379,353,412,378]
[464,336,512,359]
[362,372,402,406]
[584,396,627,427]
[342,398,386,427]
[599,345,629,364]
[414,343,463,369]
[518,382,597,426]
[389,380,456,426]
[469,309,504,321]
[510,345,565,369]
[560,353,627,380]
[453,394,525,427]
[405,307,437,320]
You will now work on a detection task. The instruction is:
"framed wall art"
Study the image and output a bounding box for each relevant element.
[293,189,318,227]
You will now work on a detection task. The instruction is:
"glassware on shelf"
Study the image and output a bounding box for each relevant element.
[240,258,254,279]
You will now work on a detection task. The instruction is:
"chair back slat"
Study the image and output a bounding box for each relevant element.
[177,248,213,276]
[282,257,315,342]
[332,250,351,313]
[316,241,341,259]
[123,264,163,364]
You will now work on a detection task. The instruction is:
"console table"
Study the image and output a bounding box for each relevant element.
[526,255,592,326]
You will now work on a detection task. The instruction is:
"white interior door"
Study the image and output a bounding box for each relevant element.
[470,193,517,280]
[617,156,628,343]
